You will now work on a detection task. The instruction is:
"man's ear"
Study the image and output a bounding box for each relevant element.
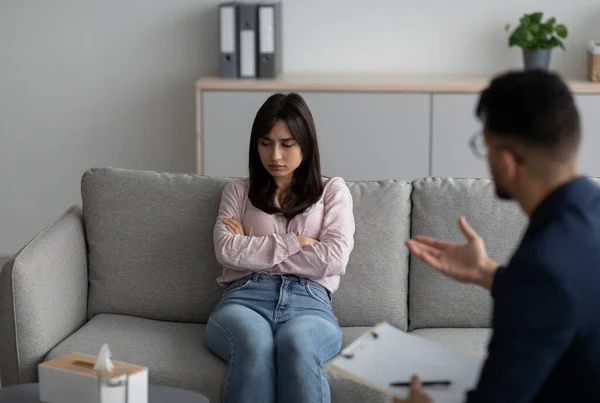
[498,149,519,181]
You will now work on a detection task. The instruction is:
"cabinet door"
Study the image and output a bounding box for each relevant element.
[431,94,490,179]
[576,95,600,177]
[201,91,430,181]
[300,92,430,181]
[201,91,272,177]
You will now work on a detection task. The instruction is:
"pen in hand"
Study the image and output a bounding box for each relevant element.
[390,380,452,388]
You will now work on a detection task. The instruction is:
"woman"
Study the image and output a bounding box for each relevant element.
[205,92,355,403]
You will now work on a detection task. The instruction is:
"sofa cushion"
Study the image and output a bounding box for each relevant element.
[83,167,231,323]
[335,181,412,329]
[409,178,527,329]
[411,328,492,359]
[45,315,388,403]
[45,314,225,401]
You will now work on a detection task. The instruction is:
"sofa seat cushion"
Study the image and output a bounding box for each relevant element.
[411,328,492,359]
[45,314,226,401]
[44,316,390,403]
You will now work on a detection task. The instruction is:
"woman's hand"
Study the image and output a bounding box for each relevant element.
[297,235,319,248]
[224,218,245,236]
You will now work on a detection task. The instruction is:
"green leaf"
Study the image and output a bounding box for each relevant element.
[530,12,543,23]
[537,27,550,43]
[546,37,565,50]
[506,12,568,50]
[509,24,531,48]
[525,31,535,43]
[555,24,568,38]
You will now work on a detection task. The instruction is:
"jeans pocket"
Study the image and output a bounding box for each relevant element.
[305,283,331,307]
[222,277,253,296]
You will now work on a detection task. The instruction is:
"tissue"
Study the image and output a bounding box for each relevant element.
[93,343,115,372]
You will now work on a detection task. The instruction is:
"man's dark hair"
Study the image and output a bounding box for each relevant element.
[475,69,581,156]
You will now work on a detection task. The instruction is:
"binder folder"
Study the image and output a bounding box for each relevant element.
[325,322,484,402]
[258,2,282,78]
[237,3,258,78]
[219,2,239,78]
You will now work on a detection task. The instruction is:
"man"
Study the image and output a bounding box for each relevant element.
[396,70,600,402]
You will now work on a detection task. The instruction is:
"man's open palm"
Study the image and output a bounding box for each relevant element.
[406,216,497,289]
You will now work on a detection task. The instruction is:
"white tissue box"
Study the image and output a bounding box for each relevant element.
[38,352,148,403]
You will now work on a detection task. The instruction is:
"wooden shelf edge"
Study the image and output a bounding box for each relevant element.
[196,74,600,94]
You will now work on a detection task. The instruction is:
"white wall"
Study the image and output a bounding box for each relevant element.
[284,0,600,76]
[0,0,220,255]
[1,0,599,255]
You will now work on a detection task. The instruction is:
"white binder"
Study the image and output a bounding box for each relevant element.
[218,3,239,78]
[237,3,258,78]
[258,2,282,78]
[325,322,484,402]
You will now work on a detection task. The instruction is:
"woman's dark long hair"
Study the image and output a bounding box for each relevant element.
[248,92,324,221]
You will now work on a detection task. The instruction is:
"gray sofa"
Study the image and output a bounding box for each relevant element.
[0,167,528,402]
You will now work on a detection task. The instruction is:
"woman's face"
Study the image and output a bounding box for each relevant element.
[258,119,303,183]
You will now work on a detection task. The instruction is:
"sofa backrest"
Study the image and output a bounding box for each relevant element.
[335,180,412,329]
[82,168,412,328]
[408,177,528,330]
[83,168,230,323]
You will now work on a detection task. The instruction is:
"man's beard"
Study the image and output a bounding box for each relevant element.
[495,185,512,200]
[491,164,512,200]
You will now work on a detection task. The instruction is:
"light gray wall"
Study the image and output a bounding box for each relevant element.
[1,0,599,255]
[284,0,600,76]
[0,1,221,254]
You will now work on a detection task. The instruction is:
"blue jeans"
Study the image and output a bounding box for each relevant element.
[205,273,343,403]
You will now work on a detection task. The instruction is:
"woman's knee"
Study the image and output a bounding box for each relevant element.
[276,316,341,358]
[276,329,309,357]
[207,304,274,358]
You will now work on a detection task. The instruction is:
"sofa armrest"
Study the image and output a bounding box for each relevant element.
[0,205,88,386]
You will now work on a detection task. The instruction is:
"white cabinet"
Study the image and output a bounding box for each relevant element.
[430,94,600,179]
[576,95,600,176]
[202,91,430,181]
[197,77,600,181]
[431,94,490,179]
[201,91,271,178]
[300,92,430,181]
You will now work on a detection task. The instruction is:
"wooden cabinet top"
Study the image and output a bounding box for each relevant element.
[196,74,600,94]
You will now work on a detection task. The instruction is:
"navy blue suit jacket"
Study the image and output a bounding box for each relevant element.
[466,177,600,403]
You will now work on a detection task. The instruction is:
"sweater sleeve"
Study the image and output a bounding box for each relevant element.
[275,178,355,279]
[213,181,302,272]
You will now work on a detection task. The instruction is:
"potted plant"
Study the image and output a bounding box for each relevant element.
[505,12,568,70]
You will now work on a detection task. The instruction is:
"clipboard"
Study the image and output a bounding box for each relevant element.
[325,322,484,402]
